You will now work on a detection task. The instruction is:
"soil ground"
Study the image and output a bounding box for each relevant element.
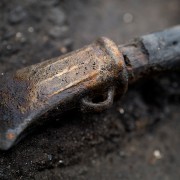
[0,0,180,179]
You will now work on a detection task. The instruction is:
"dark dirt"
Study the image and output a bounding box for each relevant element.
[0,0,180,179]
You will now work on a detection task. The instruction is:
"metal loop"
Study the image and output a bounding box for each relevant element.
[81,86,115,112]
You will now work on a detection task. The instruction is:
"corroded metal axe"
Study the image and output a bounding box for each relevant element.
[0,26,180,150]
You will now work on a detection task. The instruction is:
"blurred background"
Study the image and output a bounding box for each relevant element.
[0,0,180,179]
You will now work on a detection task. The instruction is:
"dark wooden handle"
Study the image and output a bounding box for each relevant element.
[119,26,180,81]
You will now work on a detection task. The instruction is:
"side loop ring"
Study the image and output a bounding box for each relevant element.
[81,86,115,112]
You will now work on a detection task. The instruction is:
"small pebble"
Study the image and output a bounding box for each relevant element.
[153,150,162,159]
[28,27,34,33]
[48,8,66,25]
[118,108,125,114]
[123,13,133,24]
[119,151,126,157]
[59,160,64,164]
[48,26,68,38]
[15,32,26,43]
[8,6,27,24]
[16,32,22,39]
[47,154,53,161]
[60,47,67,54]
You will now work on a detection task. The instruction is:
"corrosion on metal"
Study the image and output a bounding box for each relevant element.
[0,37,128,150]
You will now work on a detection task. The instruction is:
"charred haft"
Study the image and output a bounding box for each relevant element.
[0,26,180,150]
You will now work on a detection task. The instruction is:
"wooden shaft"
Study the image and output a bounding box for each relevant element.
[119,26,180,82]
